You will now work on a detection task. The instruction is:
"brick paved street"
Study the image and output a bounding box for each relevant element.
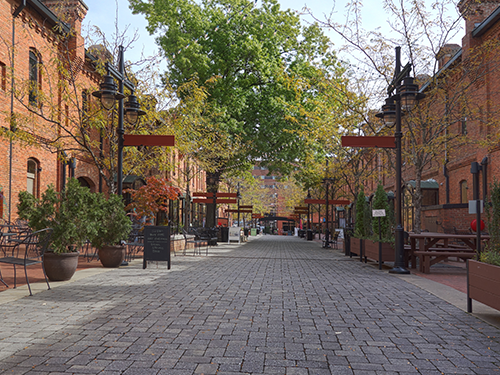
[1,235,500,374]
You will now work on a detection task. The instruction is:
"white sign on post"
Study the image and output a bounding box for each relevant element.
[468,200,483,214]
[372,209,386,217]
[228,227,241,244]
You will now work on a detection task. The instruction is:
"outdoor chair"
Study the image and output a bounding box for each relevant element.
[181,228,205,256]
[0,228,53,296]
[80,240,98,262]
[125,225,144,261]
[331,232,339,249]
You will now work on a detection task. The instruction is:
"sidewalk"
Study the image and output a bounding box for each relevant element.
[1,235,499,374]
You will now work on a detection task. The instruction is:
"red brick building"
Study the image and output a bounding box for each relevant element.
[0,0,206,227]
[0,0,104,222]
[371,0,500,233]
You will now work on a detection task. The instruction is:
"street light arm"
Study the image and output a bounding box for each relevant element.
[105,62,135,92]
[388,62,412,96]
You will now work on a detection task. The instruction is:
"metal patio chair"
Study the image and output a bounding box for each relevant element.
[0,228,53,296]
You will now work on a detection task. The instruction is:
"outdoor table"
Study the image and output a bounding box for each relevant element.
[408,232,489,273]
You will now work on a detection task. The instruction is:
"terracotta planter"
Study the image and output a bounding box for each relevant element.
[467,259,500,312]
[98,245,126,268]
[43,251,79,281]
[364,239,395,262]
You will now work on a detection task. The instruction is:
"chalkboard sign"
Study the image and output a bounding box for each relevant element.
[143,226,171,269]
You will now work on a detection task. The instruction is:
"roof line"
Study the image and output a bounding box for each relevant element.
[27,0,71,34]
[472,5,500,38]
[419,49,462,92]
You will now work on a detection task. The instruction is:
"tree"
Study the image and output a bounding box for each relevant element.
[371,183,394,242]
[125,176,180,225]
[130,0,352,225]
[353,187,371,239]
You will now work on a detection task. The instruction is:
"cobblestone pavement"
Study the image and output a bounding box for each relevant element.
[1,235,500,375]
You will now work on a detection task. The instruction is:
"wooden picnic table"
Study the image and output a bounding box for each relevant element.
[408,232,489,274]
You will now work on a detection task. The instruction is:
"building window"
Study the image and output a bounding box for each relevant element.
[460,180,468,204]
[82,90,88,123]
[422,189,439,206]
[29,49,41,105]
[0,62,6,91]
[461,117,467,135]
[27,158,39,197]
[0,190,3,219]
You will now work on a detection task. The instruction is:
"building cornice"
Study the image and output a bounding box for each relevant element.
[26,0,71,34]
[472,5,500,38]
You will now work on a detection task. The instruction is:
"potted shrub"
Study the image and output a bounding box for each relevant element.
[88,193,132,267]
[351,188,371,258]
[364,184,395,264]
[17,178,94,281]
[467,180,500,312]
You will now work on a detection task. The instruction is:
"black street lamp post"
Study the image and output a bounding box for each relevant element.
[376,47,425,274]
[322,160,335,248]
[92,45,145,195]
[237,183,242,227]
[306,190,313,241]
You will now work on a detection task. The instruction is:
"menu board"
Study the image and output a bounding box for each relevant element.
[143,226,171,269]
[228,227,241,243]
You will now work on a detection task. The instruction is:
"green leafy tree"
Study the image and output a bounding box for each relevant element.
[130,0,351,225]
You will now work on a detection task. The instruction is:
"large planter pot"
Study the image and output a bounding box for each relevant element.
[43,251,79,281]
[364,239,395,263]
[350,237,364,258]
[98,245,126,268]
[467,259,500,312]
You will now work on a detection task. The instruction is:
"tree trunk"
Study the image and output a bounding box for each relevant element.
[206,170,221,228]
[413,170,423,234]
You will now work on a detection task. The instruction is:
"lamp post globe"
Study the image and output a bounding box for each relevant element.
[124,94,146,125]
[92,75,125,110]
[376,97,397,127]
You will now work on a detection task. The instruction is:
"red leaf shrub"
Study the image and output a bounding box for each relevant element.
[125,177,180,225]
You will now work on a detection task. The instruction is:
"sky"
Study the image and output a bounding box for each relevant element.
[81,0,463,72]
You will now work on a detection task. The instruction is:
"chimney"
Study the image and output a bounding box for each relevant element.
[42,0,88,65]
[436,44,461,70]
[458,0,500,51]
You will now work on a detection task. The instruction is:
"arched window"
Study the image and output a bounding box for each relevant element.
[77,177,96,193]
[460,180,468,204]
[27,158,39,197]
[29,49,41,105]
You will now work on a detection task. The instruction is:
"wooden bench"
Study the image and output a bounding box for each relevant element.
[414,248,476,273]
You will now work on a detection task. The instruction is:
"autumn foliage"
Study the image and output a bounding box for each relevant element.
[125,177,180,224]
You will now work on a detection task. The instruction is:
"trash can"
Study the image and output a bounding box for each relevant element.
[306,229,313,241]
[219,227,229,242]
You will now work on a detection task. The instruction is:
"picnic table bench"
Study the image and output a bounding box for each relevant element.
[409,232,489,274]
[413,247,476,273]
